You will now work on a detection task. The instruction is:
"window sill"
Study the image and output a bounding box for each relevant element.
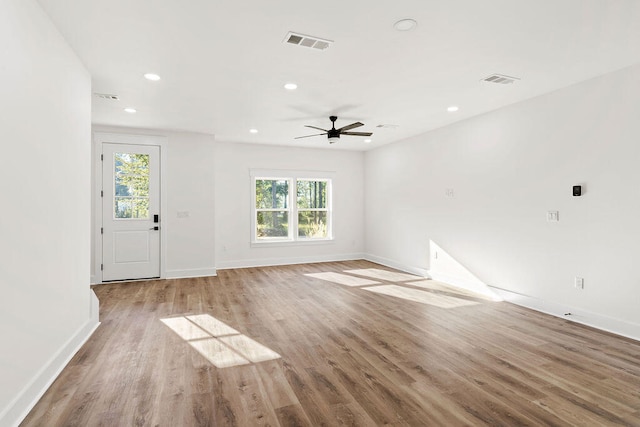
[250,238,334,248]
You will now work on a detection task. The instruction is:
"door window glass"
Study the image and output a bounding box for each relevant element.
[114,153,150,219]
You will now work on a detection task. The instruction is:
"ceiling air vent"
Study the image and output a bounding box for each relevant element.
[482,74,520,85]
[94,93,120,101]
[284,32,333,50]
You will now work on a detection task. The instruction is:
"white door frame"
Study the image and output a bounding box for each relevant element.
[93,132,168,283]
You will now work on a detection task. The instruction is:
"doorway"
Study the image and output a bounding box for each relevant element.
[94,133,166,282]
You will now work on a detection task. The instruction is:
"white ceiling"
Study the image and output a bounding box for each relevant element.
[37,0,640,151]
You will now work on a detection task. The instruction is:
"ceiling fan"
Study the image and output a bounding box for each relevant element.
[295,116,372,144]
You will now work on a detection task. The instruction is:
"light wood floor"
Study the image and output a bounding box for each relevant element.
[22,260,640,426]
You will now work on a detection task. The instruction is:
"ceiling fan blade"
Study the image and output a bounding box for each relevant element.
[341,131,373,137]
[304,125,329,132]
[337,122,364,132]
[294,133,328,139]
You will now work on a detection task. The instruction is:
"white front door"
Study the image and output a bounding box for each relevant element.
[102,143,161,281]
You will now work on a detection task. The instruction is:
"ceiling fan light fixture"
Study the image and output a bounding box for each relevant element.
[328,136,340,144]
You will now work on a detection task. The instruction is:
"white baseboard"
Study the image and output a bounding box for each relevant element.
[490,286,640,342]
[216,253,364,270]
[2,290,100,427]
[165,267,217,279]
[362,253,429,277]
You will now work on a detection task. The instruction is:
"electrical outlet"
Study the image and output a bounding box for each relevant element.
[547,211,559,222]
[445,188,454,198]
[574,277,584,289]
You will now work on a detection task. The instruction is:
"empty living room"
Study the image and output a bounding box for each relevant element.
[2,0,640,426]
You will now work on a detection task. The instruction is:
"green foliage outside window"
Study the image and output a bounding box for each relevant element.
[114,153,150,219]
[297,180,328,238]
[256,180,289,237]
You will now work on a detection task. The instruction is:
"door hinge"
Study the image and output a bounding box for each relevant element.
[101,227,103,235]
[101,264,104,271]
[101,154,104,161]
[101,190,104,197]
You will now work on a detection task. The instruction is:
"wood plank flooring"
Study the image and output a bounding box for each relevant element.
[21,260,640,426]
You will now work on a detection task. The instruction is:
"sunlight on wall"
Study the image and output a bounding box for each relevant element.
[161,314,280,368]
[429,240,502,301]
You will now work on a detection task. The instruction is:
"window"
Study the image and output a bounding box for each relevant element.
[255,179,290,239]
[252,171,332,243]
[114,152,150,219]
[297,180,328,238]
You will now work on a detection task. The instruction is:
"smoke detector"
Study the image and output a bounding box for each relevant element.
[481,74,520,85]
[284,32,333,50]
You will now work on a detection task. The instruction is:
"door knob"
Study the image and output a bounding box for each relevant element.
[150,226,159,231]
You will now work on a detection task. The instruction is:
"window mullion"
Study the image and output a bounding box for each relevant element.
[291,178,296,240]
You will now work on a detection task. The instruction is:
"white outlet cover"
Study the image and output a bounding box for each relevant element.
[445,188,454,197]
[547,211,559,222]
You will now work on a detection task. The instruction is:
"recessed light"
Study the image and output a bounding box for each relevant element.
[124,107,137,114]
[284,83,298,90]
[249,129,258,134]
[144,73,161,81]
[447,106,459,112]
[394,19,417,31]
[364,139,372,143]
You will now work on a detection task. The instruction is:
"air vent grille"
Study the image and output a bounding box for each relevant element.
[94,93,119,101]
[482,74,520,85]
[284,32,333,50]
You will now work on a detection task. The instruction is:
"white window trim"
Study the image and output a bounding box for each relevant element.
[250,169,334,246]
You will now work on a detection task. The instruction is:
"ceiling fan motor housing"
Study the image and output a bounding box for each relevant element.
[328,116,340,142]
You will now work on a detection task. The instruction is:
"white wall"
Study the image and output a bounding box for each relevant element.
[365,63,640,338]
[164,131,216,278]
[92,126,216,280]
[0,1,98,425]
[215,142,364,268]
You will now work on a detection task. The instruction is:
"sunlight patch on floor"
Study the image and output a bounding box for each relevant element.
[344,268,421,282]
[190,338,250,368]
[161,314,280,368]
[187,314,239,336]
[219,335,281,363]
[305,272,380,287]
[160,317,212,340]
[363,285,479,308]
[406,280,495,301]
